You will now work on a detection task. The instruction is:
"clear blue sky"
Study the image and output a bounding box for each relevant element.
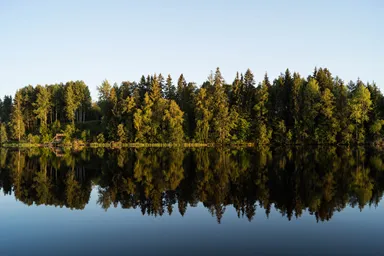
[0,0,382,100]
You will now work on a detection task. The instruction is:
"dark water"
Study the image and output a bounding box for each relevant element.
[0,147,383,256]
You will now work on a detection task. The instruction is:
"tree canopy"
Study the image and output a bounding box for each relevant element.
[0,67,382,145]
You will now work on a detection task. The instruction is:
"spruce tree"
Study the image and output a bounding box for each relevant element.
[10,91,25,142]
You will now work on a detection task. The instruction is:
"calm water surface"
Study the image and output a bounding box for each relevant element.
[0,147,383,256]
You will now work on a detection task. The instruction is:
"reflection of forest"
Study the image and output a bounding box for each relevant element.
[0,147,383,223]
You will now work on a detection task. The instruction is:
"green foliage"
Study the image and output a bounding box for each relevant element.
[1,67,381,145]
[96,133,105,143]
[349,82,372,144]
[117,124,127,142]
[33,85,51,126]
[65,83,77,124]
[194,88,211,143]
[0,124,8,143]
[211,68,232,143]
[27,134,40,144]
[81,130,91,142]
[10,91,25,142]
[300,78,321,143]
[63,124,75,144]
[39,125,52,143]
[163,100,184,143]
[231,113,250,142]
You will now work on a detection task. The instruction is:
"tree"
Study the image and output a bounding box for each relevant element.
[117,124,127,142]
[301,78,321,143]
[254,75,271,145]
[334,77,353,144]
[10,91,25,142]
[33,85,51,127]
[291,72,303,141]
[194,88,212,143]
[0,95,12,124]
[65,82,77,124]
[164,74,176,101]
[315,88,338,144]
[0,124,8,143]
[211,68,232,143]
[164,100,184,143]
[230,72,243,108]
[1,67,381,145]
[349,82,372,144]
[134,93,153,143]
[243,69,256,114]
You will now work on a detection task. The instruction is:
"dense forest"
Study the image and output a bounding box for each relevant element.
[0,147,383,223]
[0,67,382,145]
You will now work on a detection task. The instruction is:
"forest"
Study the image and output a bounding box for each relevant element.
[0,67,382,146]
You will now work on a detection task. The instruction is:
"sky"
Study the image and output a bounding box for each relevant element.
[0,0,382,100]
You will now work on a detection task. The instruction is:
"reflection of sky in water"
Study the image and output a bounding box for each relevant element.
[0,188,383,256]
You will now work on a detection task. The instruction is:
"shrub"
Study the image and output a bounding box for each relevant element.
[96,133,105,143]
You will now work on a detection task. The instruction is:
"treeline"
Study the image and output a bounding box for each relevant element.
[0,67,382,145]
[1,147,383,223]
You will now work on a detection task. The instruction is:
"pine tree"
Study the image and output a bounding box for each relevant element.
[349,82,372,144]
[0,123,8,143]
[242,69,256,114]
[315,68,334,91]
[333,77,353,144]
[254,75,271,145]
[291,72,303,142]
[164,100,184,143]
[10,91,25,142]
[0,95,12,123]
[33,85,51,127]
[211,67,232,143]
[134,93,153,143]
[194,88,212,143]
[65,83,77,125]
[164,74,176,101]
[301,78,321,143]
[176,74,187,110]
[231,72,243,108]
[315,88,338,144]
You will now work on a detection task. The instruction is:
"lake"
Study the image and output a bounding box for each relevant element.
[0,147,383,255]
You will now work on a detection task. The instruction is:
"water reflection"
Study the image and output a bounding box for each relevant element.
[0,147,383,223]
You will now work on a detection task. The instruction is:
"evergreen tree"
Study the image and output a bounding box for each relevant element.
[65,82,77,125]
[333,77,353,144]
[33,85,51,127]
[164,100,184,143]
[0,123,8,143]
[242,69,256,114]
[291,72,304,142]
[211,67,232,143]
[254,75,271,145]
[10,91,25,142]
[0,95,12,124]
[134,93,153,143]
[164,74,176,101]
[0,67,382,145]
[301,78,321,143]
[194,88,212,143]
[349,82,372,143]
[315,88,338,144]
[231,72,243,108]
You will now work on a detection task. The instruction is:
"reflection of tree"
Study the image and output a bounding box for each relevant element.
[33,168,52,205]
[66,169,84,209]
[10,150,25,201]
[1,147,384,223]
